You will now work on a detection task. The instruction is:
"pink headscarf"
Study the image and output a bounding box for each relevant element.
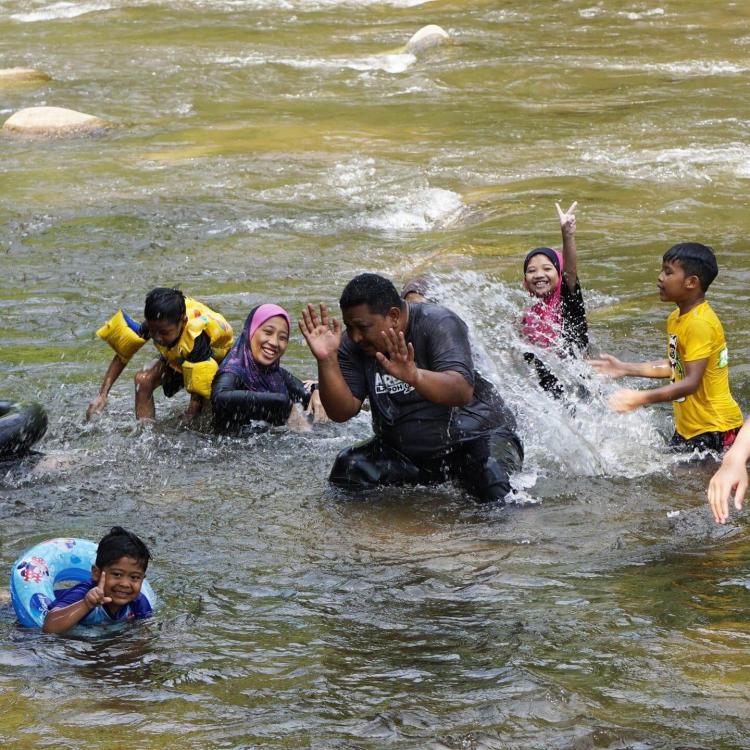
[248,304,291,341]
[521,249,564,348]
[217,303,292,393]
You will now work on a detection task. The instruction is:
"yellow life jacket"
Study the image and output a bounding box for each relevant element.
[153,297,234,371]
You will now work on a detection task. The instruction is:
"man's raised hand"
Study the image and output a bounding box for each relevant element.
[376,328,420,386]
[299,303,342,362]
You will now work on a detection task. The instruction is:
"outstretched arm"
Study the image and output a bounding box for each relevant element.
[86,355,127,420]
[708,418,750,524]
[589,353,671,380]
[556,201,578,292]
[299,304,362,422]
[607,357,708,413]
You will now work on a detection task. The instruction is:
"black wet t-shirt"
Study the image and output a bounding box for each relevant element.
[338,303,517,460]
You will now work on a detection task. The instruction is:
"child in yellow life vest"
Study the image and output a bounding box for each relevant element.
[87,288,234,423]
[590,243,743,453]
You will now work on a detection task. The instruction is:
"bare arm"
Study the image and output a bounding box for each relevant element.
[43,572,111,634]
[299,304,362,423]
[556,201,578,292]
[589,354,671,379]
[608,357,708,413]
[86,355,127,420]
[708,417,750,523]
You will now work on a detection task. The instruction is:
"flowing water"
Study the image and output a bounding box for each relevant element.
[2,0,750,747]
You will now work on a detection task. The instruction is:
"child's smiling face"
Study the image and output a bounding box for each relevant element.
[93,555,146,612]
[524,253,561,298]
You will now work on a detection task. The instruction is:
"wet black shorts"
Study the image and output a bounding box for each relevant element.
[669,428,739,454]
[161,362,184,398]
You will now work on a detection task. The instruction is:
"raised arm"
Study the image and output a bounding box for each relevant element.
[557,201,578,292]
[86,355,127,420]
[299,304,362,422]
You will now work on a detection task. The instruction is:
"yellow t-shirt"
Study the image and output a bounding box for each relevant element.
[666,300,743,439]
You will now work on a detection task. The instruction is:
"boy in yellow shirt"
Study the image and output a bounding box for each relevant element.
[591,242,743,452]
[87,287,234,423]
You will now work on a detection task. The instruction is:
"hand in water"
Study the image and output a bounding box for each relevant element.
[85,570,112,608]
[556,200,577,237]
[305,389,329,423]
[376,328,419,386]
[299,304,341,362]
[86,393,108,420]
[589,353,627,379]
[707,457,748,524]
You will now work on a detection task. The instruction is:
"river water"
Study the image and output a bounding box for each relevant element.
[2,1,750,748]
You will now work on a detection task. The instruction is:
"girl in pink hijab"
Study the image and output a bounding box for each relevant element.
[212,304,323,431]
[521,202,588,396]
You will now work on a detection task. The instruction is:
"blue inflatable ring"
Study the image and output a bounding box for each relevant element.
[10,538,157,628]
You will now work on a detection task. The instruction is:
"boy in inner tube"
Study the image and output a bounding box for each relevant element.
[86,287,234,423]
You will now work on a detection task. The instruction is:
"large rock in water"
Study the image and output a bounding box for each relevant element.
[0,68,51,85]
[2,106,108,136]
[404,24,450,55]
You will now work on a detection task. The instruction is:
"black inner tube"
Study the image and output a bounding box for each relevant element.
[0,401,48,460]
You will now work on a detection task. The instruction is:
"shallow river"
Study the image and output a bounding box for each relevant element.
[2,1,750,748]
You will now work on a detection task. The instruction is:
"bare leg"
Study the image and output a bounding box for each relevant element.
[134,359,166,422]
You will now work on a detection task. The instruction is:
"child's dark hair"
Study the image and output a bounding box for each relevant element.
[663,242,718,292]
[144,287,186,324]
[339,273,403,316]
[96,526,151,571]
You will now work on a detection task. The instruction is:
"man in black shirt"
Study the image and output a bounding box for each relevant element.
[300,273,523,502]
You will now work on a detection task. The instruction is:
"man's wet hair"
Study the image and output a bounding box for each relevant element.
[144,287,186,324]
[96,526,151,571]
[339,273,404,316]
[663,242,718,293]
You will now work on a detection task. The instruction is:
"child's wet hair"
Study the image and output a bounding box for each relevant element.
[144,287,186,324]
[663,242,718,292]
[339,273,403,316]
[96,526,151,571]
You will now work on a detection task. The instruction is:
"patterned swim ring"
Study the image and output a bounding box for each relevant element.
[9,538,157,628]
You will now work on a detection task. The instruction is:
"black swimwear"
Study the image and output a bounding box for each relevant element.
[669,428,739,454]
[211,368,309,431]
[334,302,522,502]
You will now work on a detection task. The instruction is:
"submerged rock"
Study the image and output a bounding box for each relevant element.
[2,106,108,136]
[0,67,51,85]
[404,24,450,55]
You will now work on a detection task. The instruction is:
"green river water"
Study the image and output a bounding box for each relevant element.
[2,1,750,748]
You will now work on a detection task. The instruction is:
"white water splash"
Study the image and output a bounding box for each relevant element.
[402,272,667,480]
[214,52,416,74]
[10,0,115,21]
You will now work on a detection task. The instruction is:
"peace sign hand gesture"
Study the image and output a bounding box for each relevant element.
[299,303,342,363]
[85,570,112,609]
[556,200,577,238]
